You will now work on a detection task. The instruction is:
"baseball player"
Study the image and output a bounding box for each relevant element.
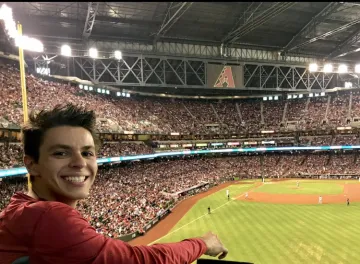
[245,192,248,199]
[318,196,323,204]
[226,189,230,201]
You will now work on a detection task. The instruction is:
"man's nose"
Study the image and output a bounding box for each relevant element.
[69,153,87,168]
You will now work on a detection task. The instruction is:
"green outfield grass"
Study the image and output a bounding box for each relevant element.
[253,181,344,195]
[154,181,360,264]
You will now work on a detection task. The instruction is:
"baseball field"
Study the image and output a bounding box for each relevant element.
[131,179,360,264]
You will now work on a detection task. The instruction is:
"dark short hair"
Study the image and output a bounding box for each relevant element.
[22,103,100,164]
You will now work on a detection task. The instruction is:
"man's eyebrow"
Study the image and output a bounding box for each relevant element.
[47,144,95,151]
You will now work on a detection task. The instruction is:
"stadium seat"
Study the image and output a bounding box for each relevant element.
[12,256,29,264]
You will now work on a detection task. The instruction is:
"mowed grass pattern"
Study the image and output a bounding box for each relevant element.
[155,181,360,264]
[253,181,343,195]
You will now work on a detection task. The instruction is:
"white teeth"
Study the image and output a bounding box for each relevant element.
[63,176,86,183]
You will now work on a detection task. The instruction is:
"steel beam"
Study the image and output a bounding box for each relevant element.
[326,26,360,59]
[71,56,206,88]
[288,17,360,52]
[153,2,193,43]
[222,2,263,45]
[282,3,341,54]
[285,5,360,54]
[244,64,335,91]
[222,2,295,45]
[83,2,99,39]
[37,55,339,91]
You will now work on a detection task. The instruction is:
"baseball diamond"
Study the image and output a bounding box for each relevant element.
[131,180,360,264]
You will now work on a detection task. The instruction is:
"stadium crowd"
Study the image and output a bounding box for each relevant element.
[2,153,360,239]
[2,65,360,135]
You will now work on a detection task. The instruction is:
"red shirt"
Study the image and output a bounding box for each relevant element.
[0,192,207,264]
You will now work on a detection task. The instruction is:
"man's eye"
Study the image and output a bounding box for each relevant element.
[53,151,67,157]
[82,151,94,157]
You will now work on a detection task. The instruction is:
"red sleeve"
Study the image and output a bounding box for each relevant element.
[31,203,207,264]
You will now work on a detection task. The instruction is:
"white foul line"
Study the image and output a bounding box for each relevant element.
[148,187,251,245]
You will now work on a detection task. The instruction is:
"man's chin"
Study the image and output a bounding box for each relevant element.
[59,190,90,203]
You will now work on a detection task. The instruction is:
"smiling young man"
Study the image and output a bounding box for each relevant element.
[0,103,228,264]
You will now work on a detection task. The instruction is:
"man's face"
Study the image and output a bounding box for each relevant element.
[28,126,98,204]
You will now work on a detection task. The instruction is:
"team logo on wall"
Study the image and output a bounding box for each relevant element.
[214,66,235,88]
[207,64,244,89]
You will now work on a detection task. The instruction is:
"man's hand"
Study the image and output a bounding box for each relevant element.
[200,232,228,259]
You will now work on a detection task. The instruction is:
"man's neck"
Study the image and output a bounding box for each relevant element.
[27,188,78,208]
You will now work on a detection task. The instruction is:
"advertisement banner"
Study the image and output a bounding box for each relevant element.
[207,64,244,88]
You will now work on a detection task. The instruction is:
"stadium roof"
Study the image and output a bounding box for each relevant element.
[4,2,360,61]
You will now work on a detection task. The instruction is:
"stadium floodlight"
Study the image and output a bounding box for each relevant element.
[274,96,279,100]
[338,64,347,74]
[101,89,106,94]
[345,82,353,88]
[1,4,44,52]
[315,93,319,97]
[309,63,318,72]
[61,44,71,57]
[84,86,88,91]
[116,92,120,96]
[106,90,110,95]
[269,96,273,100]
[323,63,333,73]
[15,35,44,53]
[89,48,98,58]
[263,97,267,101]
[293,94,298,99]
[79,84,83,89]
[287,94,292,99]
[309,93,314,97]
[321,92,325,96]
[126,93,130,97]
[299,94,303,98]
[0,4,18,39]
[355,64,360,74]
[89,86,93,91]
[114,50,122,60]
[97,88,101,93]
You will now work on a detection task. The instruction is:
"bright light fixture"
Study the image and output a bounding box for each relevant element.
[338,64,347,74]
[323,64,333,73]
[1,4,43,52]
[355,64,360,74]
[345,82,353,88]
[309,63,318,72]
[114,50,122,60]
[61,44,71,57]
[89,48,98,58]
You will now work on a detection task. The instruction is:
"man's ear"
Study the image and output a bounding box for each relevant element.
[24,155,40,177]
